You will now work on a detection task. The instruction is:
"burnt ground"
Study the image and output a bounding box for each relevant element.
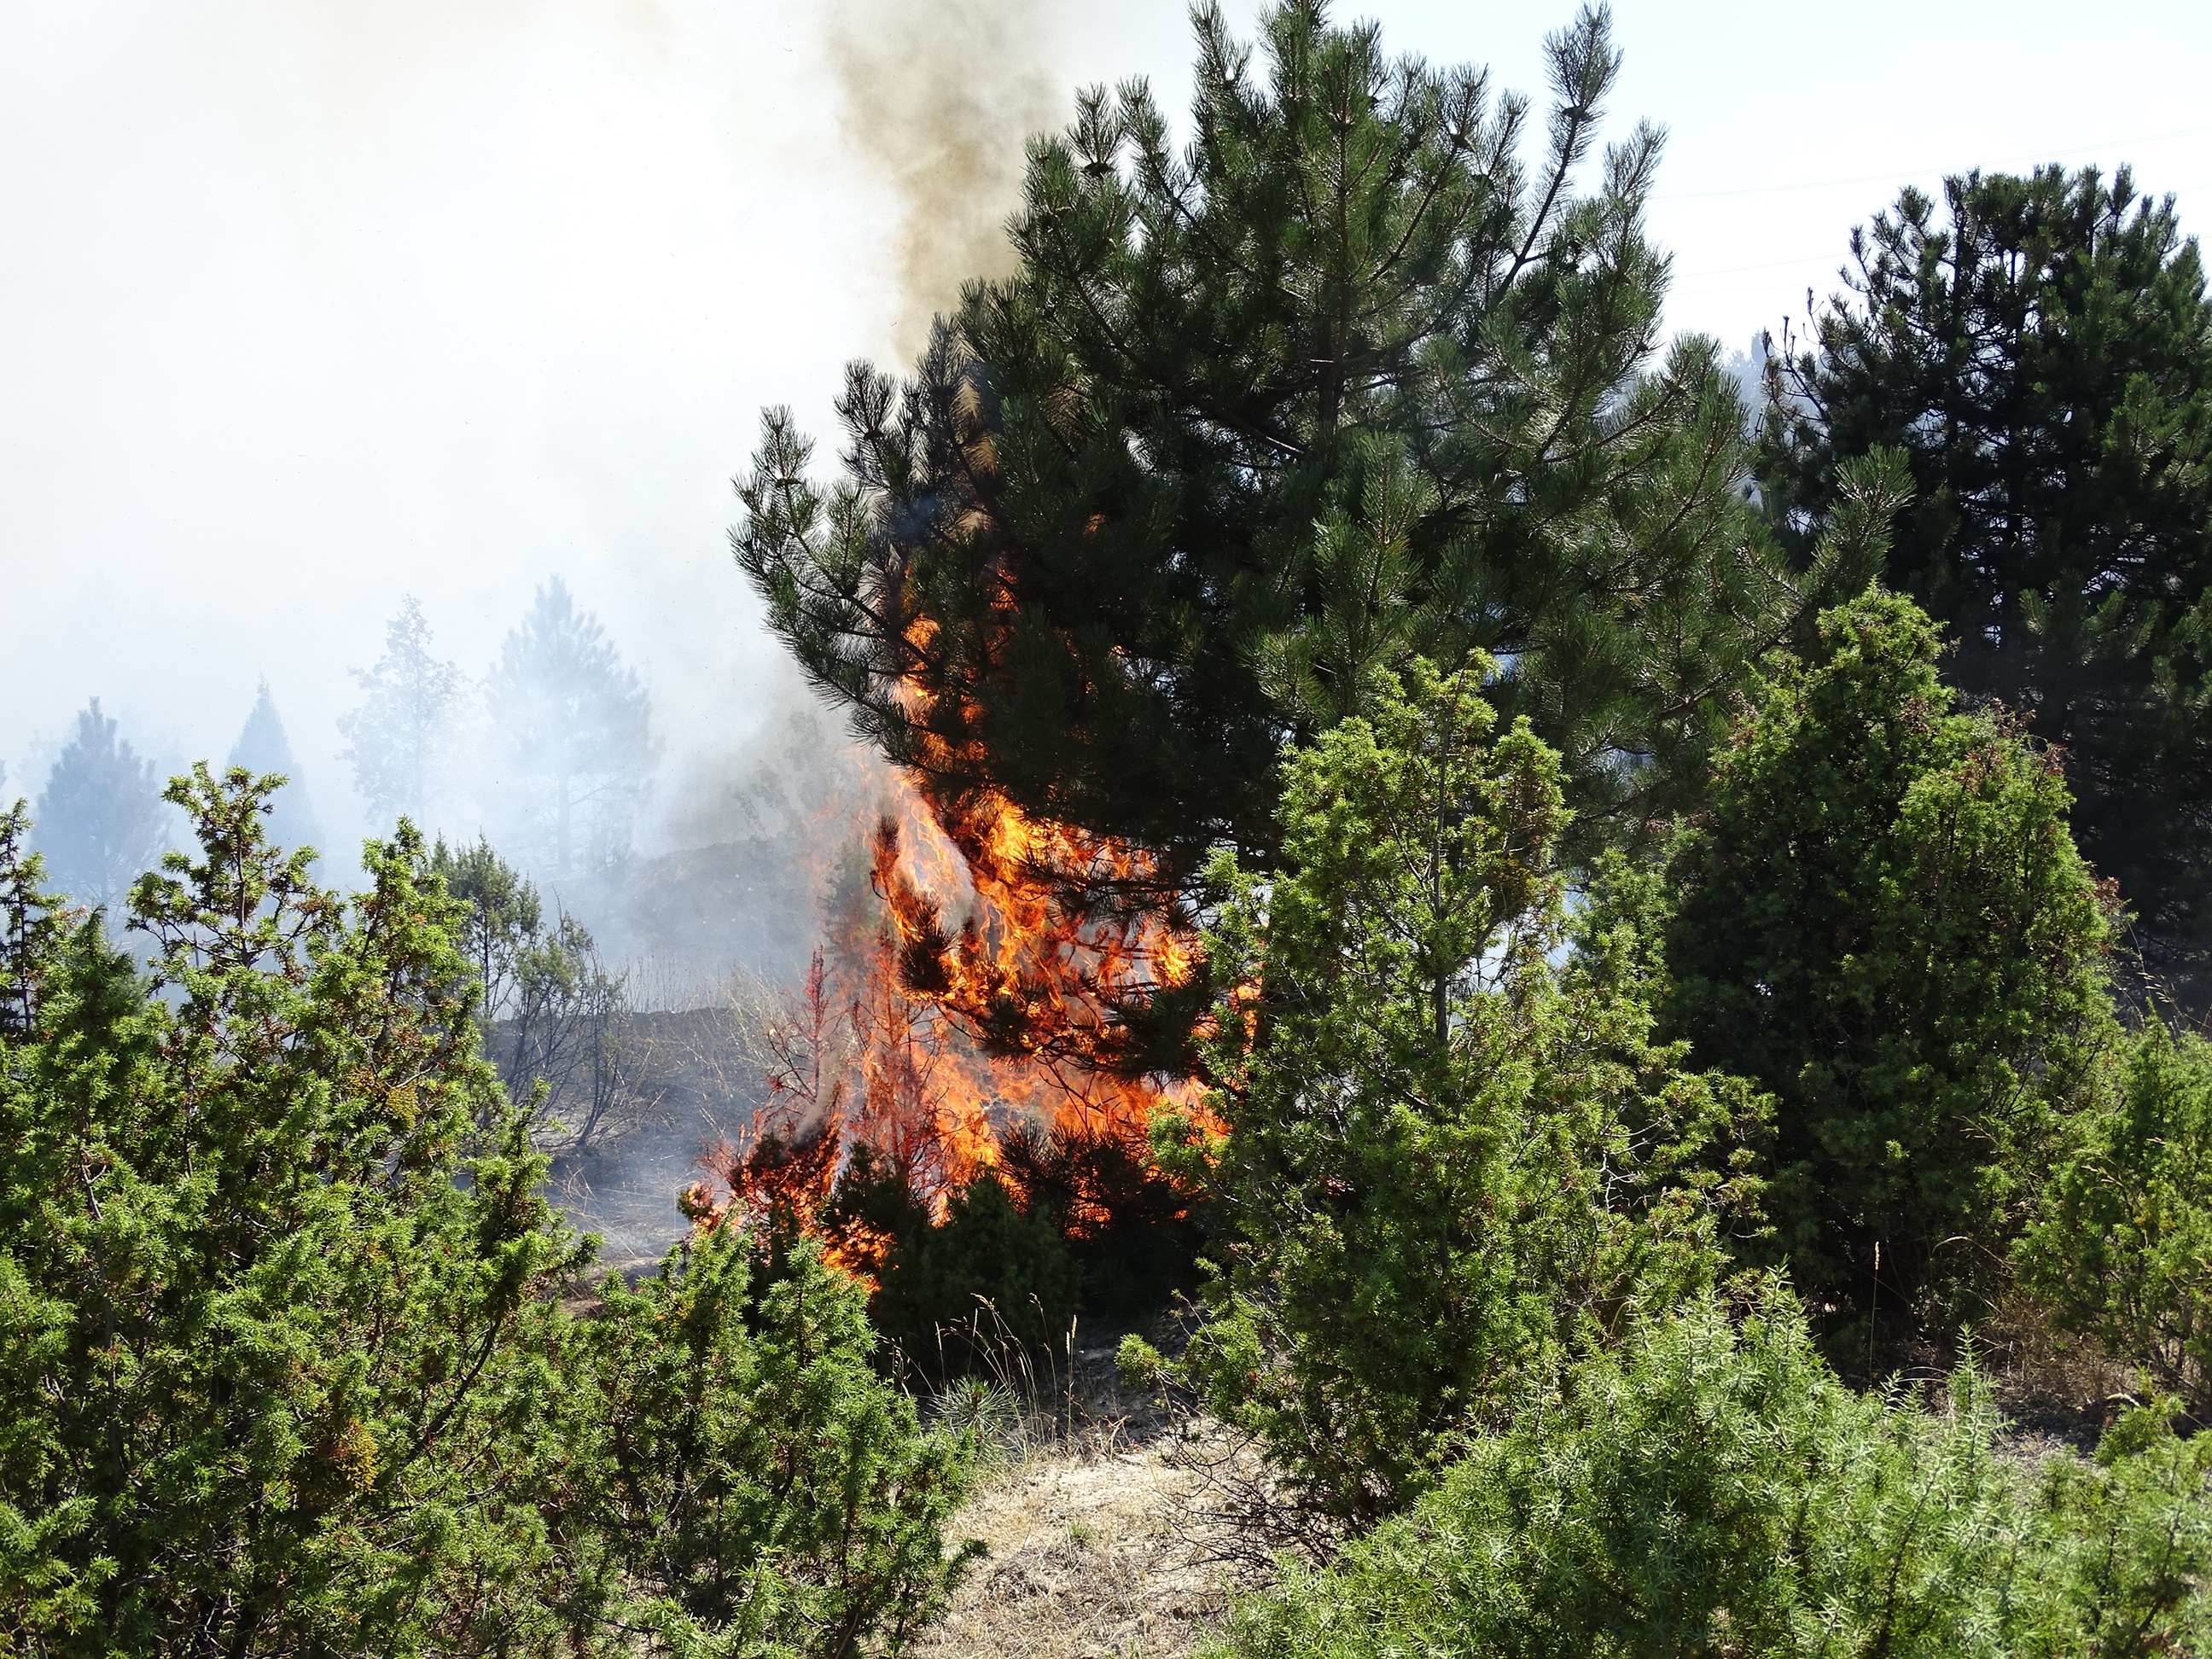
[536,1005,773,1275]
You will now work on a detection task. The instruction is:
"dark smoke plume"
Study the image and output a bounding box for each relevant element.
[828,0,1062,359]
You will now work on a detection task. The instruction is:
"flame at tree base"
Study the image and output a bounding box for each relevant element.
[683,769,1215,1287]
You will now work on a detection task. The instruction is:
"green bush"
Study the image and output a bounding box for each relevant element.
[0,775,978,1657]
[817,1132,1170,1378]
[1179,658,1767,1526]
[0,773,590,1652]
[581,1225,981,1656]
[1755,164,2212,987]
[1649,589,2117,1342]
[995,1121,1204,1321]
[866,1171,1080,1382]
[1211,1288,2212,1659]
[2019,1021,2212,1419]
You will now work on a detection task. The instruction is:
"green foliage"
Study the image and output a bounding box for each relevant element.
[29,698,170,911]
[0,769,591,1653]
[1208,1287,2212,1659]
[0,777,979,1657]
[737,3,1798,1069]
[808,1123,1194,1368]
[864,1172,1080,1382]
[1180,656,1765,1525]
[430,834,640,1154]
[1759,165,2212,985]
[433,832,549,1005]
[2019,1021,2212,1419]
[1645,589,2117,1342]
[995,1121,1204,1320]
[583,1225,981,1657]
[224,681,323,859]
[1115,1333,1166,1392]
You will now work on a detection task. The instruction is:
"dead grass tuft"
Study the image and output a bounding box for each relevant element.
[1977,1288,2143,1460]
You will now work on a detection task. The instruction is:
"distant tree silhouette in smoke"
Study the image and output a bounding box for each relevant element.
[31,698,170,909]
[227,679,324,859]
[485,577,656,876]
[340,595,462,827]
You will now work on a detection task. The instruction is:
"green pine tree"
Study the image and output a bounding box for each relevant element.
[485,578,656,876]
[863,1170,1081,1381]
[428,835,641,1155]
[340,596,463,827]
[581,1227,981,1655]
[737,3,1803,1064]
[1208,1289,2212,1658]
[0,771,592,1650]
[2019,1020,2212,1419]
[1633,590,2119,1349]
[227,679,325,859]
[1757,165,2212,996]
[1173,655,1764,1525]
[30,698,170,911]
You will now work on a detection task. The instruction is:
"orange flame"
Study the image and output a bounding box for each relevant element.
[696,495,1216,1266]
[688,761,1212,1271]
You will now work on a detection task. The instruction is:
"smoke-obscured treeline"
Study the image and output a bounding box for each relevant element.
[9,572,923,1265]
[20,577,869,958]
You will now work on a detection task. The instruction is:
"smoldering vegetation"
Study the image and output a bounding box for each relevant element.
[495,701,915,1270]
[498,997,778,1272]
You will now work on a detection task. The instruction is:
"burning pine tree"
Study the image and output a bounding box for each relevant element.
[734,3,1801,1083]
[682,776,1206,1295]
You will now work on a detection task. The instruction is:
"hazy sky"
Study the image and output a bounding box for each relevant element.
[5,0,2210,864]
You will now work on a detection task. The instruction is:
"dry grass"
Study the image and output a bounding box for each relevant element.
[914,1424,1244,1659]
[1976,1288,2144,1462]
[901,1316,1284,1659]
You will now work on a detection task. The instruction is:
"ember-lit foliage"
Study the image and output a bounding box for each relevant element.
[684,841,1205,1360]
[863,1171,1080,1380]
[736,1,1813,1078]
[996,1120,1204,1321]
